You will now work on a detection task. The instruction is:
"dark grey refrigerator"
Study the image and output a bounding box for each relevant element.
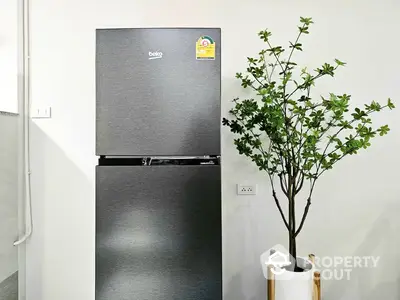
[95,28,222,300]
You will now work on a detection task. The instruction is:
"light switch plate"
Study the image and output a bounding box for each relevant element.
[31,106,52,118]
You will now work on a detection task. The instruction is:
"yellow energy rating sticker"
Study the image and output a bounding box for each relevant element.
[196,36,216,60]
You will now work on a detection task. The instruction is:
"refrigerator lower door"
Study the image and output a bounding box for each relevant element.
[96,165,222,300]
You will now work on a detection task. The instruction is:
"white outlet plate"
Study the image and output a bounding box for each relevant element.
[32,106,52,119]
[237,184,257,195]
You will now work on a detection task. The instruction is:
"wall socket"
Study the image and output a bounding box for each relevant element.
[32,106,52,119]
[237,184,257,195]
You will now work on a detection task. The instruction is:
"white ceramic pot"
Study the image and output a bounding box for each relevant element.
[261,253,314,300]
[273,257,314,300]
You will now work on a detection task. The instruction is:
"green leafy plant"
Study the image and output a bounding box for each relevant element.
[222,17,395,271]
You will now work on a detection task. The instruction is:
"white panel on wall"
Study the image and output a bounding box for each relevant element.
[0,113,19,299]
[0,0,18,113]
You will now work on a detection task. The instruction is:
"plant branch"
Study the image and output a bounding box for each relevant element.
[316,122,369,177]
[295,175,317,237]
[269,62,278,82]
[295,196,311,237]
[279,173,289,196]
[264,40,291,157]
[249,71,267,90]
[262,54,278,83]
[295,172,305,194]
[247,82,288,125]
[263,54,270,83]
[293,86,311,169]
[281,24,304,115]
[315,106,386,172]
[272,189,289,230]
[266,40,285,73]
[286,29,303,73]
[265,162,289,230]
[286,73,323,100]
[295,109,381,237]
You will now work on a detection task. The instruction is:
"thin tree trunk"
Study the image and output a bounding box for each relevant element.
[288,196,297,268]
[288,176,297,269]
[289,232,296,267]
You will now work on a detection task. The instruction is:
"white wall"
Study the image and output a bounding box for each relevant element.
[0,113,19,285]
[28,0,400,299]
[0,0,18,113]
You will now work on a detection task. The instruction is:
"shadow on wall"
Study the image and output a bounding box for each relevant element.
[325,202,400,300]
[27,122,95,299]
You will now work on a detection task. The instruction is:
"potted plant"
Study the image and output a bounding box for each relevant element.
[222,16,394,300]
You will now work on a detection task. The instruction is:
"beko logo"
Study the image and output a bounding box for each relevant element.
[148,51,163,60]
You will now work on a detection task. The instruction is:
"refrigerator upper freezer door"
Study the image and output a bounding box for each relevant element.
[96,28,221,156]
[96,165,222,300]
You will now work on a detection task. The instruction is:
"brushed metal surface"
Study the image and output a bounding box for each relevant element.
[96,165,222,300]
[96,28,221,156]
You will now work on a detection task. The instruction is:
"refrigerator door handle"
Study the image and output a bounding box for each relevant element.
[150,156,213,160]
[147,156,219,166]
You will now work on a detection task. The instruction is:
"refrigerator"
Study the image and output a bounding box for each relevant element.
[95,28,222,300]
